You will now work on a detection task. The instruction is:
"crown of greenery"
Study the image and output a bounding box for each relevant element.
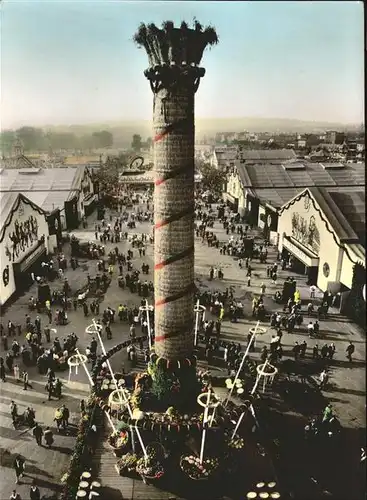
[133,19,218,67]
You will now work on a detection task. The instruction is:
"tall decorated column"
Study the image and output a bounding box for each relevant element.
[134,21,218,363]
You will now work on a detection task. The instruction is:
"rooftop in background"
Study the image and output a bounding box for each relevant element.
[64,155,102,165]
[0,166,87,212]
[236,160,364,193]
[237,149,297,162]
[0,166,86,192]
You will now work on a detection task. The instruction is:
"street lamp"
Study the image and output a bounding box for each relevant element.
[139,300,154,349]
[194,299,206,347]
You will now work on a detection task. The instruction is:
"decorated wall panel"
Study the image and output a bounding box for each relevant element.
[0,196,49,305]
[277,190,343,291]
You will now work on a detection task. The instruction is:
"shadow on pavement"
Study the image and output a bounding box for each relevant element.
[0,426,32,441]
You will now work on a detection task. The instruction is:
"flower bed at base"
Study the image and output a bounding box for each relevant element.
[179,455,219,480]
[108,430,129,456]
[116,452,139,475]
[88,340,261,490]
[136,456,165,480]
[60,395,104,500]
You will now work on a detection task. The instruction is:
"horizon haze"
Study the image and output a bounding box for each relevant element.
[1,1,364,130]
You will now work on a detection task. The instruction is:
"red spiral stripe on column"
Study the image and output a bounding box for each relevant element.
[155,329,189,343]
[154,206,193,230]
[155,164,189,186]
[155,283,196,308]
[153,118,190,143]
[154,116,194,339]
[154,245,194,271]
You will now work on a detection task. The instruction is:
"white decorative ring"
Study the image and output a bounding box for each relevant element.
[197,392,220,409]
[68,354,87,367]
[194,305,206,313]
[139,305,154,312]
[256,363,278,378]
[108,389,130,409]
[249,326,267,336]
[86,323,103,335]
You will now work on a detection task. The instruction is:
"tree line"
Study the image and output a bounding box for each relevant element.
[0,127,114,154]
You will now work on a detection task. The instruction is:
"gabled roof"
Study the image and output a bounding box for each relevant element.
[327,191,365,246]
[0,166,86,192]
[250,188,304,210]
[24,190,79,213]
[235,161,364,189]
[279,186,366,250]
[238,149,296,161]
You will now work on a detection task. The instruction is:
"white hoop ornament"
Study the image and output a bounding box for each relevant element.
[197,392,220,409]
[194,304,206,322]
[139,304,154,313]
[85,322,103,336]
[256,362,278,393]
[67,353,87,382]
[249,326,267,336]
[108,388,130,411]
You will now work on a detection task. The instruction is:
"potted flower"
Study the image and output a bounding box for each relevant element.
[136,454,165,482]
[179,455,219,480]
[115,452,138,476]
[108,430,129,457]
[146,442,166,461]
[226,435,245,451]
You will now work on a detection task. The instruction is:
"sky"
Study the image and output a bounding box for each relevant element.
[0,0,364,129]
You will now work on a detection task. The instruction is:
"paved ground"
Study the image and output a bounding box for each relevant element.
[0,205,365,500]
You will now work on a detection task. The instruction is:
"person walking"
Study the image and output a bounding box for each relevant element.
[10,401,18,426]
[223,346,228,363]
[328,343,336,360]
[61,404,70,428]
[54,407,63,431]
[13,364,20,382]
[346,341,355,362]
[292,341,300,361]
[30,481,40,500]
[312,344,319,359]
[319,369,329,390]
[32,423,43,446]
[13,456,25,484]
[80,399,85,413]
[22,370,31,390]
[44,427,54,447]
[0,357,6,382]
[307,321,314,338]
[322,403,333,423]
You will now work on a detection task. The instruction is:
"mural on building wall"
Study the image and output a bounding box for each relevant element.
[6,214,39,262]
[3,266,10,286]
[291,212,320,255]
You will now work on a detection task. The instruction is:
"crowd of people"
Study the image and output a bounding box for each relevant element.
[0,190,361,500]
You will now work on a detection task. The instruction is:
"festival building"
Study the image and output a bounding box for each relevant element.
[225,158,365,242]
[277,187,365,296]
[0,165,95,230]
[0,192,52,306]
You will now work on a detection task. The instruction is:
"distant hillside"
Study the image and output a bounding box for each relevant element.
[44,117,361,143]
[2,117,362,151]
[194,117,362,134]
